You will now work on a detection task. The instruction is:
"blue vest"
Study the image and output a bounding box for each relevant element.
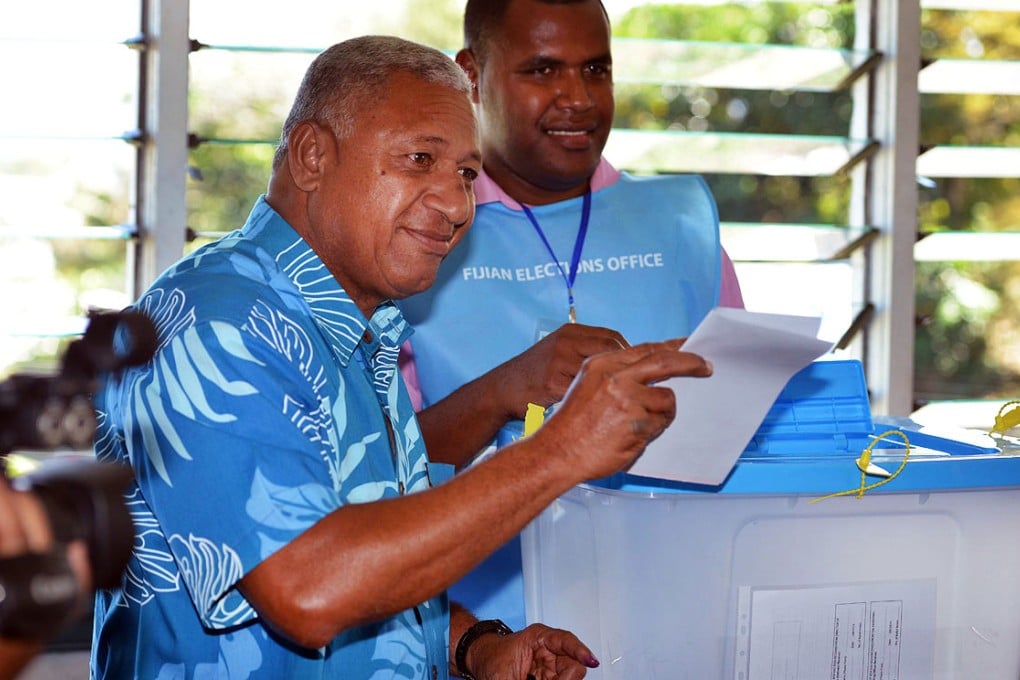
[403,172,721,409]
[399,173,723,630]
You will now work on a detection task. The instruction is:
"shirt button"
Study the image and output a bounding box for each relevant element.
[362,329,374,344]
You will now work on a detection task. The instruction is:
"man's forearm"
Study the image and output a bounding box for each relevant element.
[418,371,517,468]
[239,428,579,649]
[237,342,710,650]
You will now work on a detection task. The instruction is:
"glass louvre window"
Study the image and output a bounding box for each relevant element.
[914,2,1020,407]
[15,0,1013,418]
[186,48,311,240]
[185,2,417,244]
[186,1,878,357]
[609,2,871,352]
[0,2,140,377]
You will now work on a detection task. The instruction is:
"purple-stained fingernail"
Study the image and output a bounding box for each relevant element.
[587,653,600,667]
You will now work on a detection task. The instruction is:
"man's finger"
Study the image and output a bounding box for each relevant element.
[641,383,680,418]
[555,324,630,356]
[591,342,712,385]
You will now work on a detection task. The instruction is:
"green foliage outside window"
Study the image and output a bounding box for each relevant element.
[49,1,1016,402]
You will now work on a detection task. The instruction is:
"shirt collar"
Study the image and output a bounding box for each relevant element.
[472,157,622,210]
[242,196,412,367]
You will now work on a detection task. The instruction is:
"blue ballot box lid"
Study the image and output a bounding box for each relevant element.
[743,358,874,456]
[601,358,1018,496]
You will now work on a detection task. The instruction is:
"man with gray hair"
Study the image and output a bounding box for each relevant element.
[91,35,712,679]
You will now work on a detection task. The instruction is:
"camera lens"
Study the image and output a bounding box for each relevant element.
[14,459,135,590]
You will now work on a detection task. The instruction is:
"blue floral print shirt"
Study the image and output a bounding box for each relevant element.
[91,196,449,680]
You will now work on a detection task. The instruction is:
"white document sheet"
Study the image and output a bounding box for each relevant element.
[734,581,936,680]
[628,307,833,485]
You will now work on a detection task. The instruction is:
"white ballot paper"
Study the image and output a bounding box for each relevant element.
[628,307,834,485]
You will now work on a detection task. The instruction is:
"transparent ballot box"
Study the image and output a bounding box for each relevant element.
[521,361,1020,679]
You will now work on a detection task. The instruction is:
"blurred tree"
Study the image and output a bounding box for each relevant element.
[396,0,461,51]
[64,1,1018,403]
[186,52,291,240]
[614,2,1019,403]
[614,4,856,226]
[182,0,465,239]
[914,8,1020,401]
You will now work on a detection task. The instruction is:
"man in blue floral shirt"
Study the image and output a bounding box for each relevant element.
[91,35,712,680]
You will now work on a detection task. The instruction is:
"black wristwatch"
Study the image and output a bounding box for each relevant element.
[455,618,513,679]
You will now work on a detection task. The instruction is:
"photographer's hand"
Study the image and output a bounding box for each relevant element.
[0,475,92,680]
[0,474,52,555]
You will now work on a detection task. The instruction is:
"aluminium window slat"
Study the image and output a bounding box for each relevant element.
[722,223,878,262]
[191,132,878,180]
[191,38,883,95]
[612,38,881,92]
[604,129,875,176]
[915,231,1020,261]
[917,145,1020,178]
[920,0,1020,10]
[0,225,136,240]
[0,42,138,137]
[920,59,1020,95]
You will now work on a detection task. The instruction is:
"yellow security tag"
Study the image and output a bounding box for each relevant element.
[990,400,1020,437]
[855,457,891,478]
[810,429,910,504]
[523,403,546,438]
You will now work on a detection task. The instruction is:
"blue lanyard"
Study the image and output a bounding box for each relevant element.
[520,189,592,323]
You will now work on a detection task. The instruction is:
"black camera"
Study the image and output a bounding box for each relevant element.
[0,309,156,640]
[0,309,156,454]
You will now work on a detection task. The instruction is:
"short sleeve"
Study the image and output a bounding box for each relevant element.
[119,313,341,629]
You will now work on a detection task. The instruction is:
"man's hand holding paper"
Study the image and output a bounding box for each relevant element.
[534,340,713,481]
[628,308,835,485]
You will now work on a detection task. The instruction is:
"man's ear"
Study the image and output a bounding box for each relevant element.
[455,49,480,104]
[287,121,332,192]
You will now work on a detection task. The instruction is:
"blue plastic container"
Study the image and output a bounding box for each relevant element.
[522,359,1020,680]
[601,359,1010,496]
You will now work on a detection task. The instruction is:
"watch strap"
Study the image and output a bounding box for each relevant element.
[455,618,513,679]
